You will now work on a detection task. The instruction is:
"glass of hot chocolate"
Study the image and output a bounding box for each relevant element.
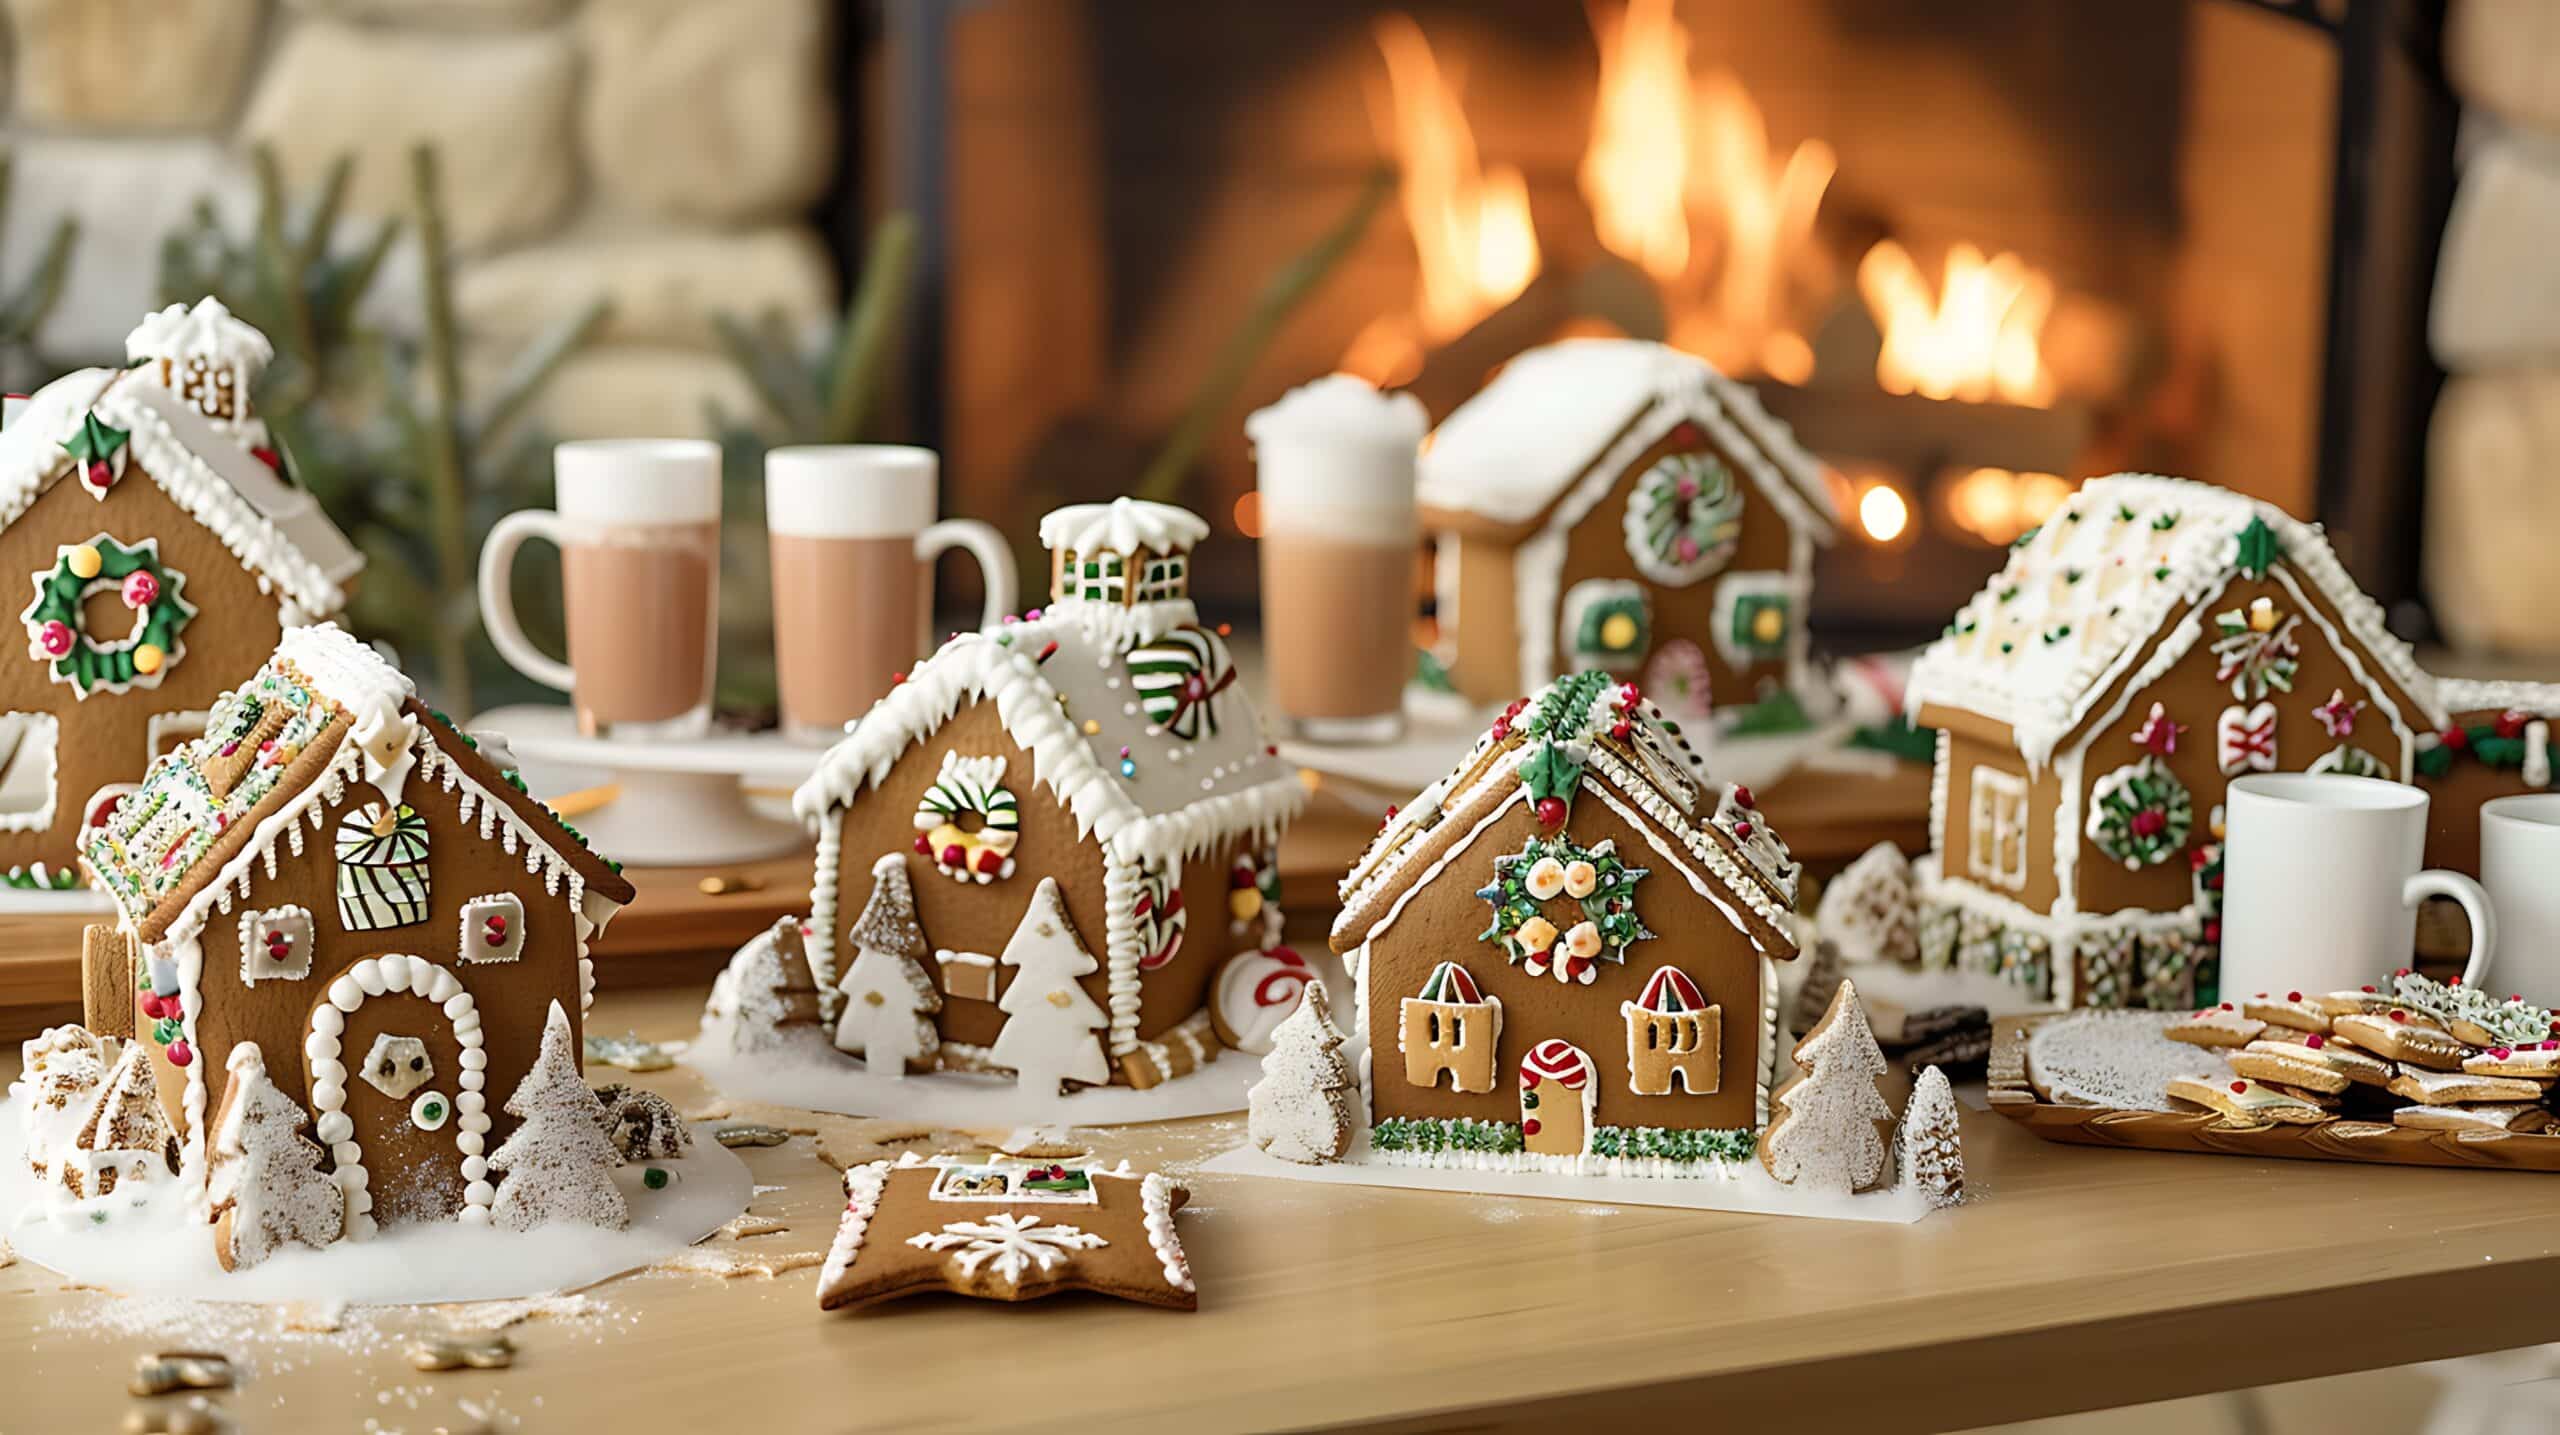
[478,438,724,740]
[765,445,1015,743]
[1246,374,1429,745]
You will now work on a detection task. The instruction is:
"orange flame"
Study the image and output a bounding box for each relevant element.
[1343,15,1542,387]
[1858,241,2056,406]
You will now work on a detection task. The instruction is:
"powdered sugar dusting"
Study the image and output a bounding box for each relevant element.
[2027,1010,2230,1110]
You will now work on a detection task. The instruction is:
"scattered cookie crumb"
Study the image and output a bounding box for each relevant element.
[811,1118,939,1171]
[429,1293,594,1330]
[715,1214,789,1241]
[278,1299,347,1333]
[582,1031,676,1072]
[656,1245,828,1280]
[409,1332,515,1372]
[129,1351,236,1396]
[684,1098,820,1134]
[713,1122,791,1149]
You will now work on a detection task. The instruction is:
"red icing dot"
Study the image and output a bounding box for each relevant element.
[913,834,931,855]
[2220,1003,2234,1011]
[2389,1010,2407,1023]
[2230,1081,2248,1094]
[1521,1118,1542,1136]
[941,844,967,867]
[2494,1046,2514,1060]
[2287,991,2302,1002]
[2305,1034,2325,1048]
[1732,786,1756,809]
[2361,985,2377,993]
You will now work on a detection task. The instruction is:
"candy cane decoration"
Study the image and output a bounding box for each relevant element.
[1126,626,1237,741]
[2216,702,2277,776]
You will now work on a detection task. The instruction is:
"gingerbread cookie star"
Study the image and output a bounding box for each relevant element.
[817,1154,1196,1313]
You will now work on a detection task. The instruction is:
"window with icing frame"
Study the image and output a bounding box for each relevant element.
[1136,553,1188,602]
[1076,552,1128,604]
[0,713,59,835]
[1966,766,2029,891]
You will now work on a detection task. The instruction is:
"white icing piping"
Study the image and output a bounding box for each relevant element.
[819,1159,893,1296]
[1139,1172,1194,1293]
[306,953,493,1239]
[1581,771,1772,958]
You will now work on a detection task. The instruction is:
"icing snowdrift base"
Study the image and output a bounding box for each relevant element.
[1202,1131,1932,1224]
[688,1015,1262,1124]
[1,1102,752,1304]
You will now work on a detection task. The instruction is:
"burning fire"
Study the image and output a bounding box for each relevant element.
[1859,241,2057,407]
[1341,14,1542,387]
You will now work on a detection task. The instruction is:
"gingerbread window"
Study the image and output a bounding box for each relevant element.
[1966,767,2028,892]
[459,893,525,964]
[1074,552,1127,604]
[938,949,999,1003]
[1136,554,1187,602]
[335,800,430,930]
[239,905,315,985]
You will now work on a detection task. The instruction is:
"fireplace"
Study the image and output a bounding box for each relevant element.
[867,0,2452,649]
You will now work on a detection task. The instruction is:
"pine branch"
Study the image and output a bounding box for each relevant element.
[1134,165,1392,505]
[470,298,611,449]
[711,311,823,435]
[822,211,920,442]
[410,143,474,711]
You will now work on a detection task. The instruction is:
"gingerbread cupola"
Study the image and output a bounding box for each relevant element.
[124,297,274,446]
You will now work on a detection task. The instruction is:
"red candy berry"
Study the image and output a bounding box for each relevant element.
[2306,1034,2326,1049]
[912,833,931,855]
[139,993,163,1020]
[2389,1009,2408,1023]
[1534,797,1568,829]
[2286,991,2302,1003]
[941,844,967,868]
[2494,1046,2514,1060]
[1521,1118,1542,1137]
[2230,1081,2247,1094]
[2442,726,2470,752]
[167,1040,193,1068]
[1732,786,1755,810]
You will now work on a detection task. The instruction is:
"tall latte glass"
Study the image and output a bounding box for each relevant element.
[1246,375,1428,744]
[766,445,1015,743]
[478,438,723,740]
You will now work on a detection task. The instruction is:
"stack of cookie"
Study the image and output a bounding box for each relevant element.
[2162,973,2560,1134]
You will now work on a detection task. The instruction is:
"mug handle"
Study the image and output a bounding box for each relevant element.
[916,518,1018,633]
[476,509,578,694]
[2404,869,2497,988]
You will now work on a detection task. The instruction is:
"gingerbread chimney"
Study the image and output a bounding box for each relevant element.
[124,297,274,445]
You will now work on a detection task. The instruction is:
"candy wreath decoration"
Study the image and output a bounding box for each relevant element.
[1475,834,1653,984]
[21,536,194,697]
[2084,757,2193,870]
[1621,450,1743,587]
[911,753,1020,883]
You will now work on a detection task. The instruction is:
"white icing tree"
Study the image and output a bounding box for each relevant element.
[833,857,942,1078]
[720,917,826,1053]
[1761,978,1891,1195]
[1899,1064,1965,1209]
[208,1042,343,1269]
[988,877,1110,1095]
[1246,980,1355,1164]
[1815,842,1916,966]
[69,1041,177,1202]
[489,1003,629,1233]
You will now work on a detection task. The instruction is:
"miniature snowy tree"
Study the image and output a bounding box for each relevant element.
[1760,978,1891,1195]
[68,1041,178,1202]
[489,1003,629,1233]
[988,877,1111,1095]
[1247,980,1355,1164]
[1899,1064,1965,1209]
[1814,842,1915,966]
[208,1042,343,1270]
[721,917,826,1053]
[834,856,942,1078]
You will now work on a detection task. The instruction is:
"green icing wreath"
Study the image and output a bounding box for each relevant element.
[1622,451,1743,586]
[21,536,194,697]
[1475,832,1653,982]
[2084,757,2192,869]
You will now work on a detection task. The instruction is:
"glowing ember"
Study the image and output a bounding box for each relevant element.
[1342,13,1543,387]
[1940,467,2075,546]
[1859,241,2057,406]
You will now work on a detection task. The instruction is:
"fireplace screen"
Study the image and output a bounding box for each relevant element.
[902,0,2436,647]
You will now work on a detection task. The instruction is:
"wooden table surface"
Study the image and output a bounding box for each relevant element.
[7,985,2559,1434]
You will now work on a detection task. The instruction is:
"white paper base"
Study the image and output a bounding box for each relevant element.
[688,1020,1261,1124]
[1202,1133,1932,1224]
[0,884,113,914]
[0,1104,752,1305]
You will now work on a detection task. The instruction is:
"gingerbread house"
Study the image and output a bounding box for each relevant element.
[1419,339,1837,715]
[70,623,633,1242]
[784,498,1307,1094]
[0,299,362,891]
[1905,473,2450,1009]
[2413,678,2560,875]
[1328,669,1803,1172]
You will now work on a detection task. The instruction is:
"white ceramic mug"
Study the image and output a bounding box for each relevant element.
[479,439,723,740]
[765,446,1016,744]
[2221,773,2495,1000]
[2481,794,2560,1000]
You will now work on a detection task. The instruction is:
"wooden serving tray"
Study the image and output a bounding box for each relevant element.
[1988,1014,2560,1173]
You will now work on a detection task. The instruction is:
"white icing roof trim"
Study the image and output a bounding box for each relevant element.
[1905,473,2444,766]
[792,613,1307,870]
[127,297,274,373]
[1416,338,1837,542]
[2438,676,2560,717]
[0,365,362,624]
[1038,498,1210,556]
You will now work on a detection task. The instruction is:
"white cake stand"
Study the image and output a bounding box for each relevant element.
[473,704,827,867]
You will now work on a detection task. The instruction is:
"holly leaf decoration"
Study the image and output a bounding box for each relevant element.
[2233,516,2283,580]
[1519,739,1584,808]
[62,412,130,466]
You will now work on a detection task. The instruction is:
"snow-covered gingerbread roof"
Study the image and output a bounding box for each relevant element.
[793,572,1306,873]
[85,623,633,945]
[1905,473,2443,766]
[1417,338,1838,543]
[0,301,363,625]
[1037,498,1209,558]
[1331,670,1801,963]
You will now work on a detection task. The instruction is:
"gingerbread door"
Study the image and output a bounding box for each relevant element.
[1518,1039,1595,1157]
[307,956,484,1231]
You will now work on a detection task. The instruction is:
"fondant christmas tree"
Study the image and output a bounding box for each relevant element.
[208,1042,343,1270]
[989,878,1110,1096]
[1761,979,1891,1194]
[833,855,942,1078]
[1898,1064,1965,1209]
[489,1004,628,1233]
[1246,981,1355,1164]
